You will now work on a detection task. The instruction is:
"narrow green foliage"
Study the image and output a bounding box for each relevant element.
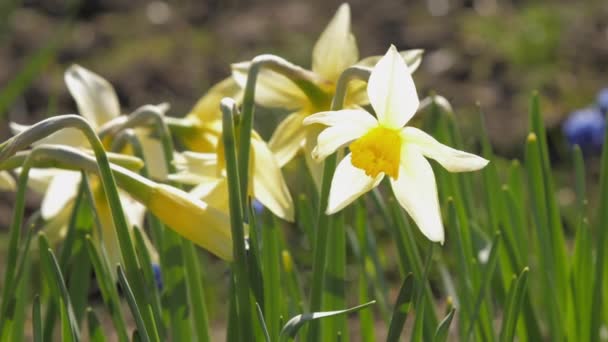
[117,266,153,342]
[433,306,456,342]
[386,273,414,342]
[322,213,347,341]
[500,268,530,342]
[255,303,271,342]
[33,295,42,342]
[279,301,375,342]
[262,216,282,341]
[87,308,106,342]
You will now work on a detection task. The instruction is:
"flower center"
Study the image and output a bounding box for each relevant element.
[349,126,401,179]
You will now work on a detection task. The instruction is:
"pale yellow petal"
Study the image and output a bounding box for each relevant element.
[327,153,383,214]
[390,145,444,243]
[191,178,229,212]
[20,168,57,194]
[268,112,307,167]
[0,172,15,191]
[11,122,88,148]
[303,128,324,190]
[65,64,121,127]
[251,136,295,221]
[312,3,359,81]
[368,45,419,129]
[232,61,307,109]
[402,127,489,172]
[189,78,242,123]
[41,171,81,220]
[303,109,376,127]
[312,123,370,161]
[135,128,169,181]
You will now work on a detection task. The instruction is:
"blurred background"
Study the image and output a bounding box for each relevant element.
[1,0,607,224]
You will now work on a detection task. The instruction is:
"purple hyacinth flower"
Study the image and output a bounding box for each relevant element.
[563,107,605,152]
[252,199,264,214]
[597,88,608,115]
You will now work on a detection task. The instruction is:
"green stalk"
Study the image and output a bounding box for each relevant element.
[307,66,371,342]
[221,98,253,340]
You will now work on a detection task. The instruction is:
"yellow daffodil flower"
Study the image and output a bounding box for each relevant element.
[232,3,423,187]
[170,79,295,222]
[303,46,489,243]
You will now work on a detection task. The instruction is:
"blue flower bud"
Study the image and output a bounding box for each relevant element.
[152,263,163,291]
[563,107,605,152]
[597,88,608,115]
[252,199,264,214]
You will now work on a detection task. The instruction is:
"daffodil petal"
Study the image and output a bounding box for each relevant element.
[120,192,146,230]
[251,137,295,222]
[312,123,370,161]
[304,128,324,190]
[191,178,229,212]
[357,49,424,74]
[20,168,57,194]
[268,112,307,167]
[11,122,88,148]
[368,45,419,129]
[65,64,121,127]
[303,109,377,127]
[189,78,241,123]
[312,3,359,81]
[41,171,81,220]
[326,153,382,214]
[390,146,444,243]
[402,127,489,172]
[135,128,169,181]
[232,61,307,109]
[0,172,15,191]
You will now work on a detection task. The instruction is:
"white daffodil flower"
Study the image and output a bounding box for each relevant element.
[232,3,423,187]
[303,46,488,243]
[10,65,161,271]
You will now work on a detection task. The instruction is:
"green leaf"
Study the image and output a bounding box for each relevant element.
[87,308,106,342]
[117,266,152,342]
[279,301,375,342]
[499,268,529,342]
[433,307,456,342]
[255,302,271,342]
[33,295,42,342]
[386,273,415,341]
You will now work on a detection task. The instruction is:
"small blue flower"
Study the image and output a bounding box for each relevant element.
[252,199,264,214]
[152,263,163,291]
[563,107,605,152]
[597,88,608,115]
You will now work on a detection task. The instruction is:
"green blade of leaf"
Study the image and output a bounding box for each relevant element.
[87,308,106,342]
[499,267,530,342]
[386,273,415,342]
[434,307,456,342]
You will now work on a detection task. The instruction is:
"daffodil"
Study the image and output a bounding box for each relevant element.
[232,3,423,186]
[10,65,162,273]
[169,79,295,222]
[303,46,489,243]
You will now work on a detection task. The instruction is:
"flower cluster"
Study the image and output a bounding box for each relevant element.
[0,3,488,266]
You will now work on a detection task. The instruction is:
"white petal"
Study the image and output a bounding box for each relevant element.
[390,146,444,243]
[368,45,419,129]
[312,3,359,81]
[312,123,370,161]
[303,109,377,127]
[0,172,15,191]
[402,127,489,172]
[251,137,295,221]
[357,49,424,74]
[119,192,146,229]
[326,153,383,214]
[11,122,88,148]
[268,112,307,167]
[21,168,58,194]
[65,64,121,127]
[41,171,81,220]
[232,61,307,109]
